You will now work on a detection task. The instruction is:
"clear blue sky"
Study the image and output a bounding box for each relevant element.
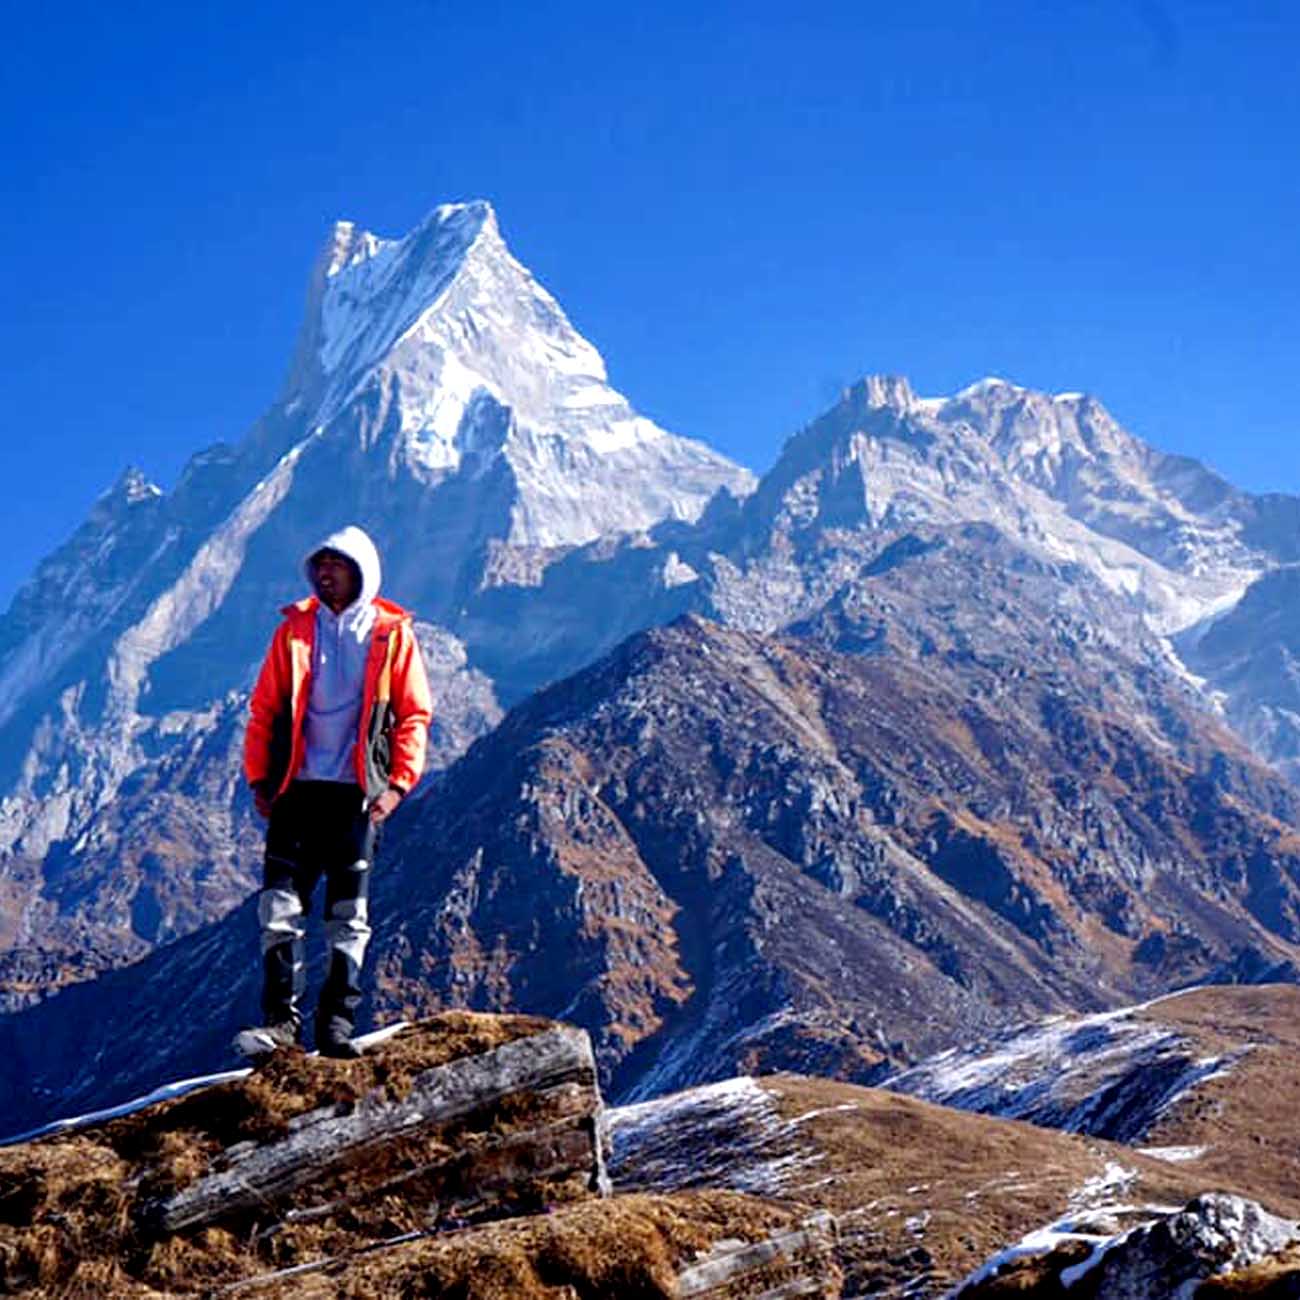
[2,1,1297,610]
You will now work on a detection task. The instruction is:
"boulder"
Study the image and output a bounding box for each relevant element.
[1076,1194,1298,1299]
[954,1193,1299,1297]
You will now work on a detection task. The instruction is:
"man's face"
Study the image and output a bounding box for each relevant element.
[311,549,361,613]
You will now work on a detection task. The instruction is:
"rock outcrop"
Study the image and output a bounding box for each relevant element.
[954,1193,1299,1298]
[1075,1194,1297,1299]
[0,1014,845,1298]
[0,1014,611,1293]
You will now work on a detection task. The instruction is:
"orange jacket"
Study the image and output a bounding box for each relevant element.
[244,595,432,801]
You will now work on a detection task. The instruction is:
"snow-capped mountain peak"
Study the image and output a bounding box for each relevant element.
[275,199,755,543]
[284,200,490,419]
[323,218,392,278]
[745,372,1273,634]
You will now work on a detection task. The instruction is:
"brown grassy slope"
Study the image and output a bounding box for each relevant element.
[248,1192,834,1300]
[801,985,1300,1296]
[1125,985,1300,1216]
[757,1074,1221,1296]
[6,996,1300,1297]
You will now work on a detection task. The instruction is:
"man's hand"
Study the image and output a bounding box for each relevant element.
[369,788,403,823]
[253,785,274,820]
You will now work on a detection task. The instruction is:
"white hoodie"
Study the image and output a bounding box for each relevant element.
[297,525,382,785]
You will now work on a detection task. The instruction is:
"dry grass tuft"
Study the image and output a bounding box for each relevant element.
[291,1190,817,1300]
[1201,1244,1300,1296]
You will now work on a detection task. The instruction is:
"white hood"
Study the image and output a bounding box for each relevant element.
[303,525,382,638]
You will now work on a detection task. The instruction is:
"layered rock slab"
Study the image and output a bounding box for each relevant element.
[229,1193,840,1299]
[0,1013,611,1295]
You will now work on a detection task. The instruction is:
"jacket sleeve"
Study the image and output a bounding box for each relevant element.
[387,621,433,794]
[244,622,292,788]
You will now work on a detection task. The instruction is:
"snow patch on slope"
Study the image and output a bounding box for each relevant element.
[883,996,1250,1142]
[609,1076,823,1196]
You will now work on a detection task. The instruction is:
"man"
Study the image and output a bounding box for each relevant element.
[238,525,432,1059]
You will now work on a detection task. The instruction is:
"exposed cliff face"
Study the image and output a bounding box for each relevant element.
[1179,564,1300,785]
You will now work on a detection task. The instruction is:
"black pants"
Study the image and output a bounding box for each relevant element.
[258,781,377,1037]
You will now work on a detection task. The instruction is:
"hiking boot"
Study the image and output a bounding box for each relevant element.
[317,1015,363,1060]
[233,1019,301,1061]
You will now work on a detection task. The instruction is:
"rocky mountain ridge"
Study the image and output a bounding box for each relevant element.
[717,372,1283,631]
[720,373,1300,791]
[5,598,1300,1135]
[449,369,1300,774]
